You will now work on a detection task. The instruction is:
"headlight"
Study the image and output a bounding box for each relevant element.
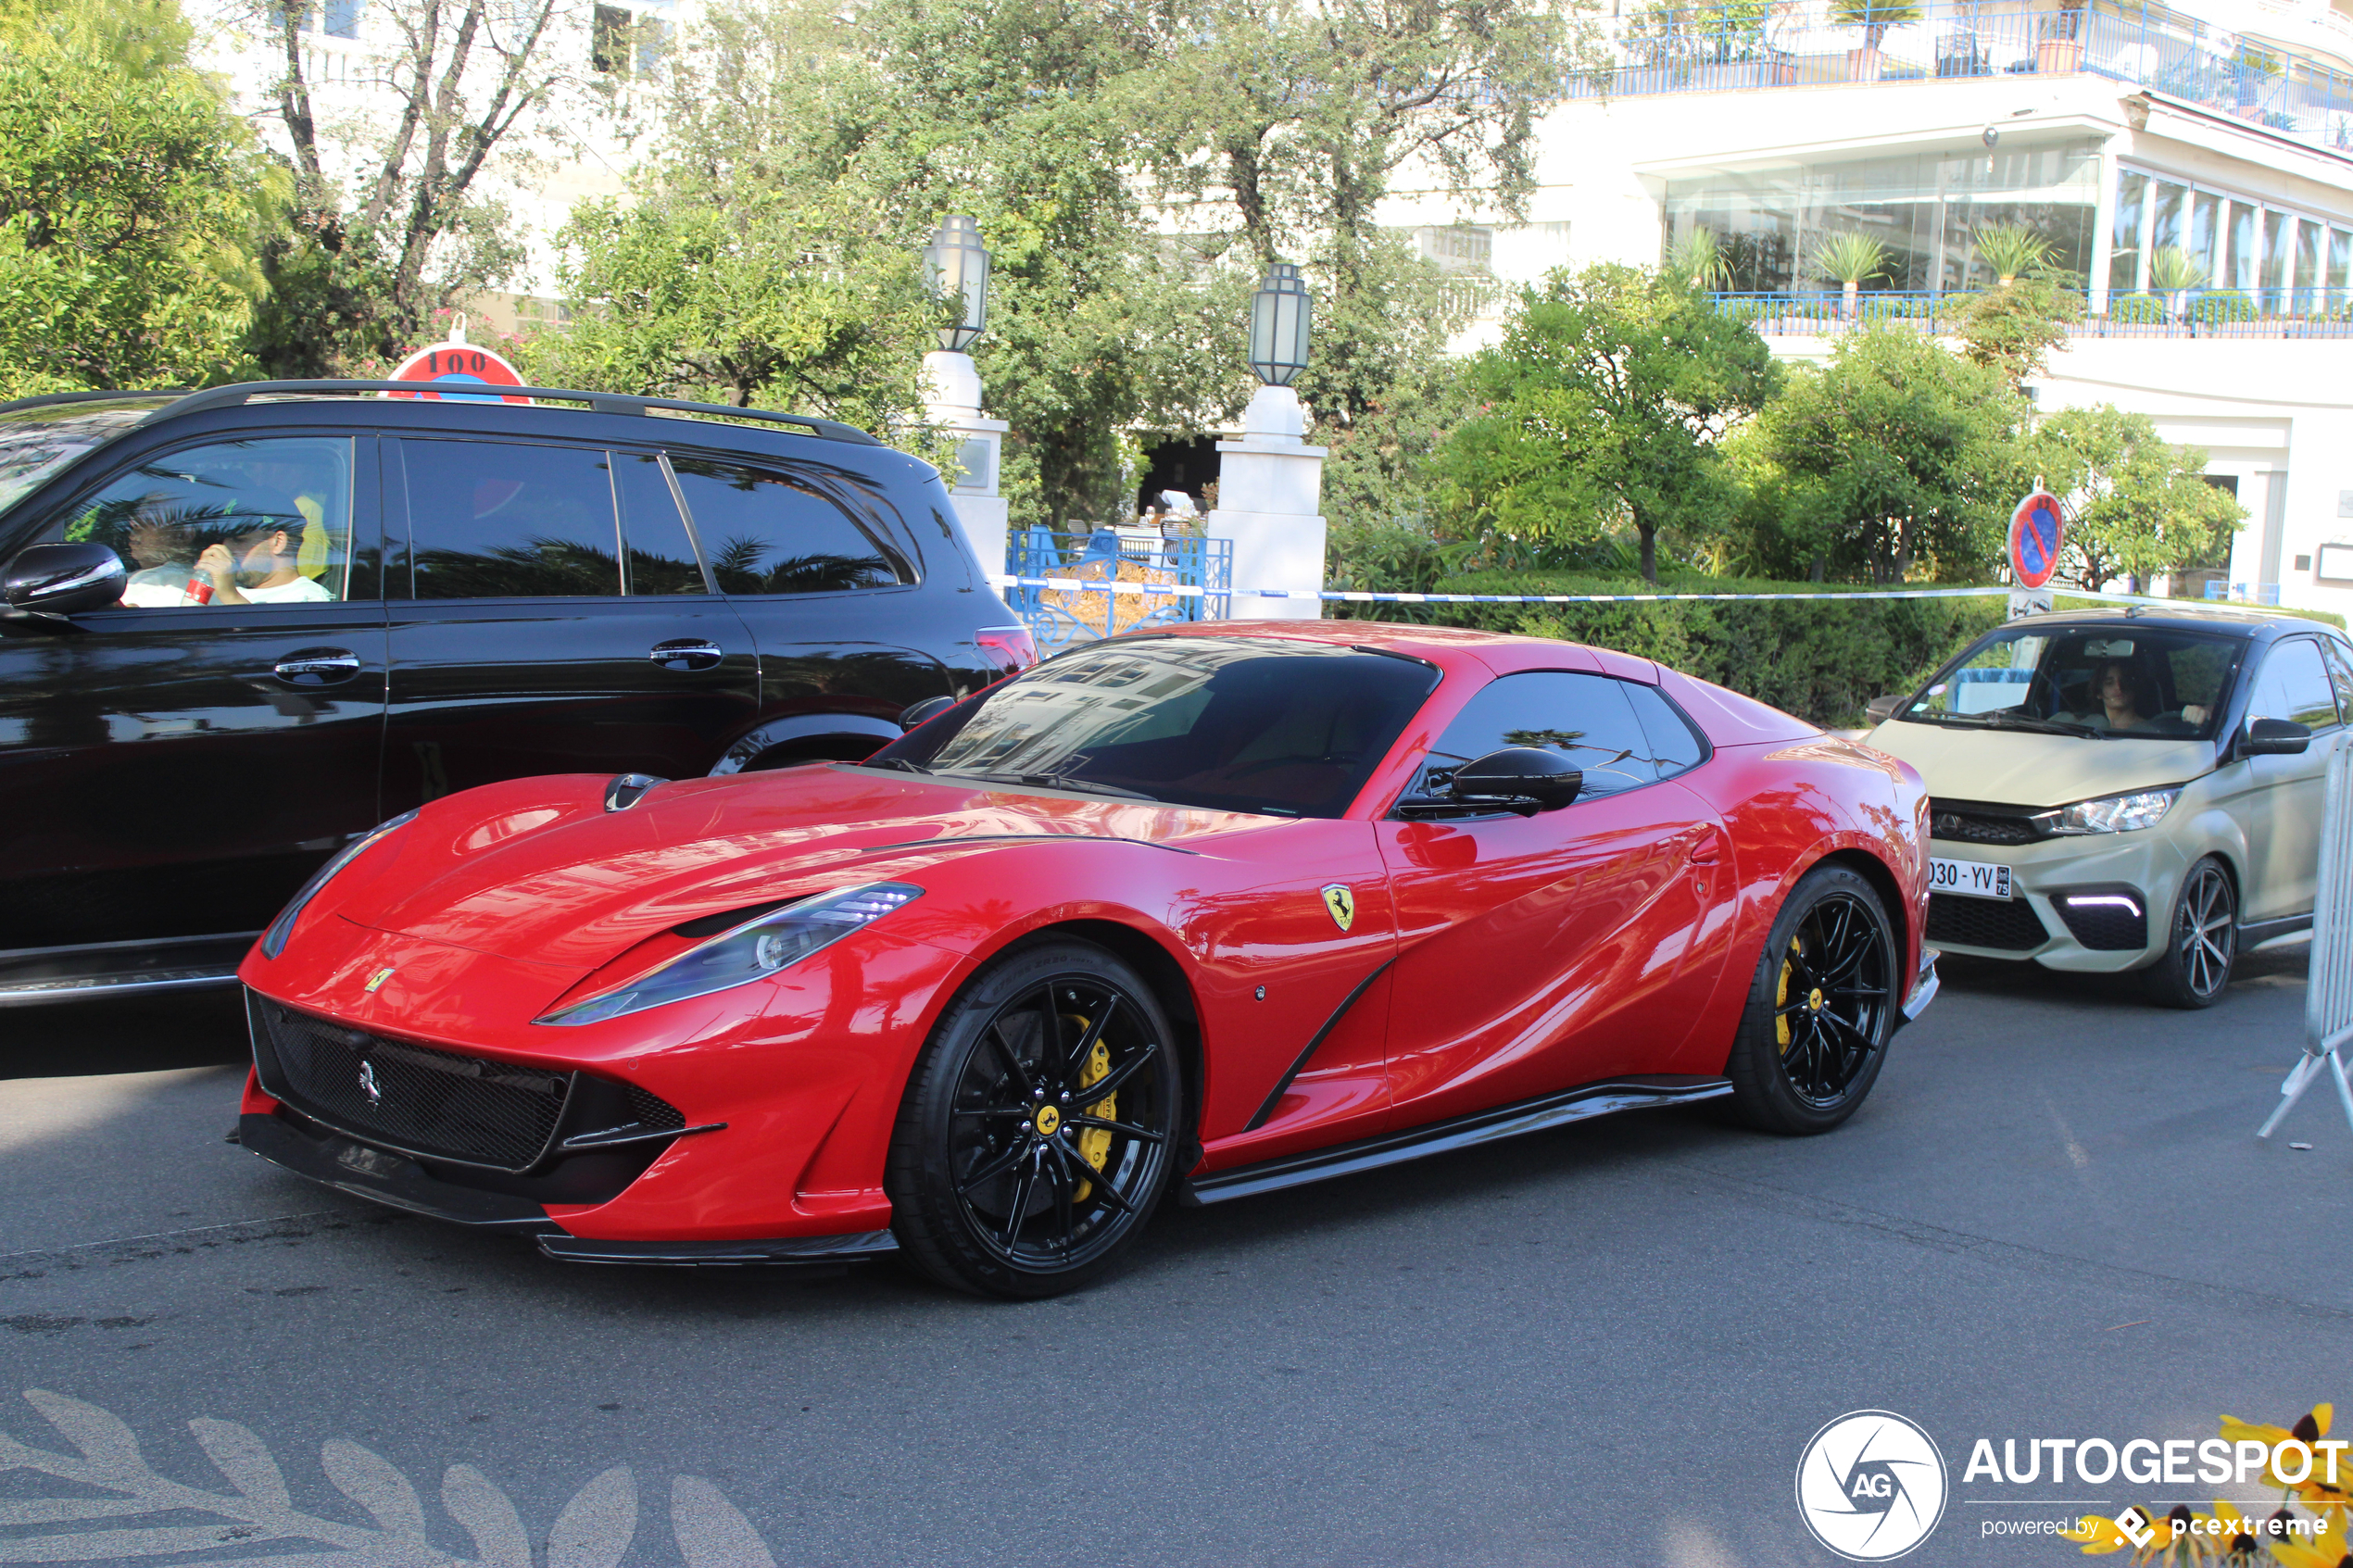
[260,809,421,959]
[535,883,923,1027]
[2038,788,2180,836]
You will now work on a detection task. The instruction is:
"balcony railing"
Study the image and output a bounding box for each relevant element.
[1003,527,1233,654]
[1572,0,2353,157]
[1709,287,2353,335]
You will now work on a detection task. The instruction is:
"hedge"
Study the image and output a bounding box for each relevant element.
[1403,571,2346,726]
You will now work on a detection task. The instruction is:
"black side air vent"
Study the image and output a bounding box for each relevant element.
[669,899,799,940]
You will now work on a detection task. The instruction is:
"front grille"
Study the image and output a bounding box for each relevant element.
[247,993,679,1174]
[1928,798,2045,847]
[1926,894,2050,951]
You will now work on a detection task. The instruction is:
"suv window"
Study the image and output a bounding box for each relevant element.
[398,439,622,598]
[2322,639,2353,726]
[57,436,359,607]
[613,451,708,595]
[1414,671,1661,802]
[2246,637,2341,731]
[668,456,900,595]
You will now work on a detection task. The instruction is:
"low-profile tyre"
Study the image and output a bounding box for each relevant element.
[1725,864,1899,1135]
[2143,857,2235,1010]
[886,939,1183,1298]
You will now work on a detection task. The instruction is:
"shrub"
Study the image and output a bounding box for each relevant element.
[2104,292,2169,324]
[2189,289,2259,325]
[1410,569,2010,725]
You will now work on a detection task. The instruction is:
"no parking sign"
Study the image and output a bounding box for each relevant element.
[2008,488,2064,589]
[385,316,531,404]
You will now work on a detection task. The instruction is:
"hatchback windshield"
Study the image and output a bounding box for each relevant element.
[865,635,1441,817]
[0,398,173,524]
[1900,623,2243,740]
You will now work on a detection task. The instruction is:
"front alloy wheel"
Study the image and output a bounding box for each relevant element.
[2145,857,2235,1010]
[887,940,1181,1298]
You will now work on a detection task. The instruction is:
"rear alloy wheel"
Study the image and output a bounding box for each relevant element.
[1726,865,1898,1135]
[2144,857,2235,1010]
[887,940,1181,1298]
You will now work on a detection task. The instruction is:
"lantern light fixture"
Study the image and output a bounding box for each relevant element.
[921,216,990,353]
[1248,262,1312,387]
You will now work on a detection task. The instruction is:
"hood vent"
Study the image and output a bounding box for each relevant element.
[668,897,800,940]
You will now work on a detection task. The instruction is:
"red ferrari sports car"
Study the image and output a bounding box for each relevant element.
[236,622,1937,1297]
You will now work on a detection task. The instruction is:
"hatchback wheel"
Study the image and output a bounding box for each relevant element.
[1726,865,1898,1135]
[2144,857,2235,1010]
[887,940,1182,1298]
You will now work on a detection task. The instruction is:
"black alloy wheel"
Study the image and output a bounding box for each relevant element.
[1727,864,1898,1135]
[2144,857,2235,1010]
[887,940,1182,1298]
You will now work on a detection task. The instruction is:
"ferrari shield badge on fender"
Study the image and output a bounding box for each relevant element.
[363,967,395,994]
[1320,884,1355,932]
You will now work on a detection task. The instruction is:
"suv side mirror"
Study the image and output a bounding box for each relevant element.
[2242,717,2311,757]
[900,695,957,731]
[1451,747,1583,815]
[1863,694,1905,725]
[3,542,125,616]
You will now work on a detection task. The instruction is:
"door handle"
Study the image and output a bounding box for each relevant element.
[272,647,361,686]
[1689,842,1721,866]
[649,639,726,671]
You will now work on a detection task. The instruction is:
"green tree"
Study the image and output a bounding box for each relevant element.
[1433,263,1781,583]
[1944,259,2083,391]
[2032,405,2244,593]
[1744,328,2027,583]
[0,3,274,395]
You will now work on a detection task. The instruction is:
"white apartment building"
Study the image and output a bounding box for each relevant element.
[1382,0,2353,614]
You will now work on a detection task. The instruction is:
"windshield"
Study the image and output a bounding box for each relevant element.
[1899,623,2243,741]
[0,397,172,524]
[865,635,1441,817]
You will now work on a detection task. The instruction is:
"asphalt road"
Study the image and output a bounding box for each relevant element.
[1,948,2344,1568]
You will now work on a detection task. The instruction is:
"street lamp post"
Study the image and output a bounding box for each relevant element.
[1207,262,1329,621]
[919,215,1010,576]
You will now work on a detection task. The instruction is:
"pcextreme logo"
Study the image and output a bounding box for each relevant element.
[1796,1410,1951,1561]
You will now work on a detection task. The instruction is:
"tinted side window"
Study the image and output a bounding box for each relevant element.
[613,451,707,595]
[668,457,899,595]
[1622,682,1707,778]
[1423,671,1660,800]
[398,440,621,599]
[2246,638,2339,731]
[59,437,359,607]
[2322,640,2353,726]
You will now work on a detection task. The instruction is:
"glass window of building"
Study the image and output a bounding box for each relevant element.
[2150,180,2187,260]
[2110,169,2147,293]
[2262,209,2293,305]
[2187,190,2220,282]
[2332,228,2352,291]
[2224,202,2258,290]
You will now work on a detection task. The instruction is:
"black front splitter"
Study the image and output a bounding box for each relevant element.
[239,1111,900,1267]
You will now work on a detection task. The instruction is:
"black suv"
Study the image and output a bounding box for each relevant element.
[0,381,1032,1003]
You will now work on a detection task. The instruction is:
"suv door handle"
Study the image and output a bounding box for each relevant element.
[273,647,361,685]
[650,639,725,671]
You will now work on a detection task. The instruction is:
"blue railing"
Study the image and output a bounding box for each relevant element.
[1708,287,2353,335]
[1004,527,1233,653]
[1571,0,2353,157]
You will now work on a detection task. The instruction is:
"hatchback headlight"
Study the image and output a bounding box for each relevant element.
[2038,788,2180,836]
[536,883,923,1027]
[260,809,421,959]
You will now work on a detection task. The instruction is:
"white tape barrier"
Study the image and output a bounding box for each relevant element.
[988,577,2189,608]
[2259,739,2353,1140]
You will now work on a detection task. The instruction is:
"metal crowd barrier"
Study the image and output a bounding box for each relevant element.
[2259,739,2353,1141]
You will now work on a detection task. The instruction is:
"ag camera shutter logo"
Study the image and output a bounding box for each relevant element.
[1795,1410,1948,1561]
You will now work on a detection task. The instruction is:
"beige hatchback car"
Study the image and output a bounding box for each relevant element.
[1867,608,2353,1007]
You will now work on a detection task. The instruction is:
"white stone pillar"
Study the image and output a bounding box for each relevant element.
[1205,384,1327,621]
[923,349,1011,579]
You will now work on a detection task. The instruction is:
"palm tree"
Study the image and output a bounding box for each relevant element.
[1973,223,2050,286]
[1813,231,1886,320]
[1830,0,1922,74]
[1667,227,1733,291]
[2148,245,2207,319]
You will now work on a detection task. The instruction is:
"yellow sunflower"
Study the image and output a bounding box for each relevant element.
[2219,1407,2347,1513]
[2264,1502,2347,1568]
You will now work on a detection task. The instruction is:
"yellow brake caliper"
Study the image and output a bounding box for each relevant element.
[1776,937,1800,1053]
[1063,1017,1115,1203]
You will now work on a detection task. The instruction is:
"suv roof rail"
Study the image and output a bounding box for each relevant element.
[147,380,885,446]
[0,389,192,415]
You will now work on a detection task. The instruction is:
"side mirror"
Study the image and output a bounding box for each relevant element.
[1863,694,1905,726]
[900,695,958,731]
[3,542,124,616]
[2242,717,2311,757]
[1451,747,1583,815]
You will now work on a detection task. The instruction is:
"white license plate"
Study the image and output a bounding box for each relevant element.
[1930,857,2012,901]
